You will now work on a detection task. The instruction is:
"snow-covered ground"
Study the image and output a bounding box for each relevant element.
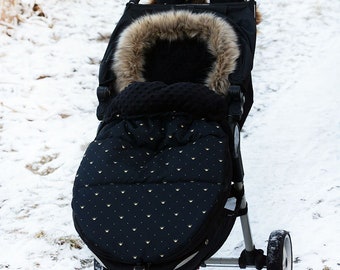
[0,0,339,269]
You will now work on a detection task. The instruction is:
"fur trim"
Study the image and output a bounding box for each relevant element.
[113,10,240,95]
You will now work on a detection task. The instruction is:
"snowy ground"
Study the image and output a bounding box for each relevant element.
[0,0,339,269]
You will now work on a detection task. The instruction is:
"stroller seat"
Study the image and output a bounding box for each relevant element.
[73,10,239,268]
[71,1,293,270]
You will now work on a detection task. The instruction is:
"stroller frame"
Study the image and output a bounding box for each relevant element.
[203,87,292,269]
[202,86,266,269]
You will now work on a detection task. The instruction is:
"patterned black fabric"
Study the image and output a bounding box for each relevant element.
[72,81,234,268]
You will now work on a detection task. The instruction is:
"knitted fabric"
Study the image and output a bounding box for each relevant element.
[105,81,229,121]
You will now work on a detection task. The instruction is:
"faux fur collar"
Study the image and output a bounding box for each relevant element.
[112,10,240,95]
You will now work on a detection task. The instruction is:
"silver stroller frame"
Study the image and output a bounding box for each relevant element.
[202,86,293,270]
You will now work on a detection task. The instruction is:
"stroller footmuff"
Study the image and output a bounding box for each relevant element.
[73,82,238,269]
[72,1,293,270]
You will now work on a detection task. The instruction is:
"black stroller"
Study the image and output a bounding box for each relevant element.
[72,0,293,269]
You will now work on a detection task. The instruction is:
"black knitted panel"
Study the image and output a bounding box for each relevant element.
[106,81,228,120]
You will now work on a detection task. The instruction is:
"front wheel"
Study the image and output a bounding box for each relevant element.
[267,230,293,270]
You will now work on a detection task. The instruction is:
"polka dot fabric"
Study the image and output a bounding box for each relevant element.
[105,81,229,121]
[72,82,233,266]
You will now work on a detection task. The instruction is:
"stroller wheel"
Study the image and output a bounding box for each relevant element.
[267,230,293,270]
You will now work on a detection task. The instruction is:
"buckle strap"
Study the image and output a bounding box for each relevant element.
[228,85,245,121]
[97,86,111,102]
[96,86,111,120]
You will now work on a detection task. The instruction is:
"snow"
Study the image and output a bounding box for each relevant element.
[0,0,339,269]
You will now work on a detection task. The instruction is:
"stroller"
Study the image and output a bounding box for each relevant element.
[72,0,293,269]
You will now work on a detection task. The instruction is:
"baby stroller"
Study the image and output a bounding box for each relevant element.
[72,0,293,269]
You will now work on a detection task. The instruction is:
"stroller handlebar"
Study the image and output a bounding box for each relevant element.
[128,0,254,5]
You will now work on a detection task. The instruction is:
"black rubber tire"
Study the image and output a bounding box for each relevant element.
[267,230,293,270]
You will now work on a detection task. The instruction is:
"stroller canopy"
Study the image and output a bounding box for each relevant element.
[96,1,257,125]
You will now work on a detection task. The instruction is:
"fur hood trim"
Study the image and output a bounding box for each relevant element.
[113,10,240,95]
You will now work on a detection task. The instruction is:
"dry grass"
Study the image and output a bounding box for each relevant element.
[0,0,22,28]
[25,153,60,176]
[55,236,83,250]
[0,0,45,30]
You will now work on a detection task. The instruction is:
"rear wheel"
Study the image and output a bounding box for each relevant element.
[267,230,293,270]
